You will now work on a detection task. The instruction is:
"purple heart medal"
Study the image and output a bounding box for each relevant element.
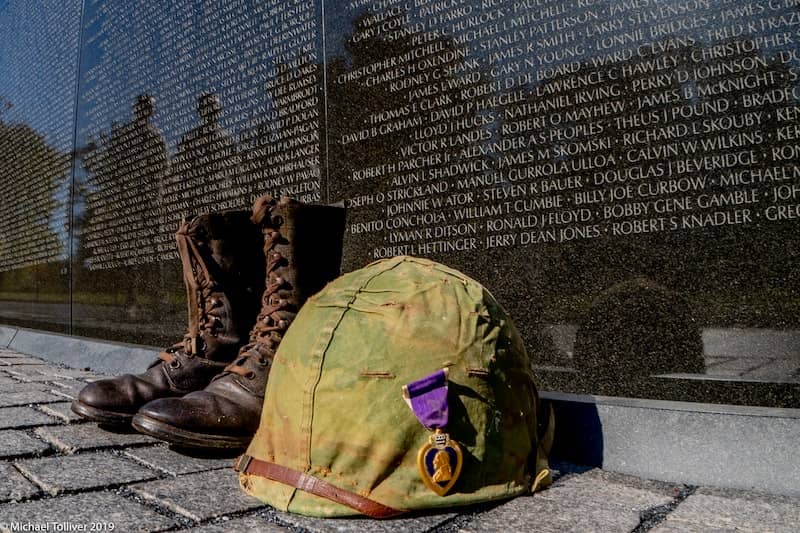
[403,368,463,496]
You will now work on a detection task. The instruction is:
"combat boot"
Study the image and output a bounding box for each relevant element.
[132,196,345,448]
[71,211,265,425]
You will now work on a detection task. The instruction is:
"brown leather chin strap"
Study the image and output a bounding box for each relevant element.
[234,455,406,519]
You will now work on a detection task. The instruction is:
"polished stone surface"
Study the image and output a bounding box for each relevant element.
[0,0,799,407]
[0,1,77,337]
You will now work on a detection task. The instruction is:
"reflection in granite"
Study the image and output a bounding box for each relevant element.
[323,0,800,405]
[70,0,326,346]
[0,0,81,335]
[572,277,705,396]
[0,0,798,406]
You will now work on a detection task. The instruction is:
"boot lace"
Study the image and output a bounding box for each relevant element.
[224,197,290,378]
[158,218,224,366]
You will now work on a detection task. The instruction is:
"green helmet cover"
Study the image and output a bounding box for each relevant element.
[240,256,552,517]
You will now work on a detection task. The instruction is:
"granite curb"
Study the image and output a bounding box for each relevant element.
[0,348,797,532]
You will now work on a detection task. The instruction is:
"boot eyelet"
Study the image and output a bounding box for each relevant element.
[169,359,181,369]
[278,319,288,329]
[245,371,256,379]
[257,358,268,366]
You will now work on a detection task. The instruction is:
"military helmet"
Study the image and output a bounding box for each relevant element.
[236,256,552,517]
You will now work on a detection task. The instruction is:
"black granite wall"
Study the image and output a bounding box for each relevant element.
[1,0,798,406]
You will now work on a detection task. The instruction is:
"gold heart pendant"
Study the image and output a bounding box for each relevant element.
[417,429,463,496]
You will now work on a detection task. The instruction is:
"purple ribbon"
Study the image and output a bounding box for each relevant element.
[404,369,449,430]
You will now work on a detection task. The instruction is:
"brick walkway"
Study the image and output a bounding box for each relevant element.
[0,347,797,532]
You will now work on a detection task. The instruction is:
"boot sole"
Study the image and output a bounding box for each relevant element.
[71,400,134,426]
[131,414,251,449]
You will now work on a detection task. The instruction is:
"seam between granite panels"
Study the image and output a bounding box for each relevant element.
[631,485,698,532]
[6,329,19,348]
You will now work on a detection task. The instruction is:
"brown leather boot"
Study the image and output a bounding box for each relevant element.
[132,196,345,448]
[71,211,266,425]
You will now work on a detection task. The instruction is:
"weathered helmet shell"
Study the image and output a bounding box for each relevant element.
[241,256,549,516]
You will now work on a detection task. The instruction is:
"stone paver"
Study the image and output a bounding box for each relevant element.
[180,516,283,532]
[0,430,52,458]
[0,357,47,366]
[130,468,264,522]
[275,509,458,533]
[0,463,40,502]
[123,445,234,476]
[45,367,104,380]
[35,423,157,452]
[0,349,796,531]
[35,402,86,423]
[2,371,63,383]
[0,491,176,531]
[0,406,59,429]
[0,390,62,407]
[46,383,83,399]
[460,468,676,533]
[15,452,159,494]
[5,365,102,380]
[653,489,800,533]
[0,382,51,393]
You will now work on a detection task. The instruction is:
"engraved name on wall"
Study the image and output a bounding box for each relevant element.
[0,1,81,273]
[327,0,800,261]
[77,0,323,271]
